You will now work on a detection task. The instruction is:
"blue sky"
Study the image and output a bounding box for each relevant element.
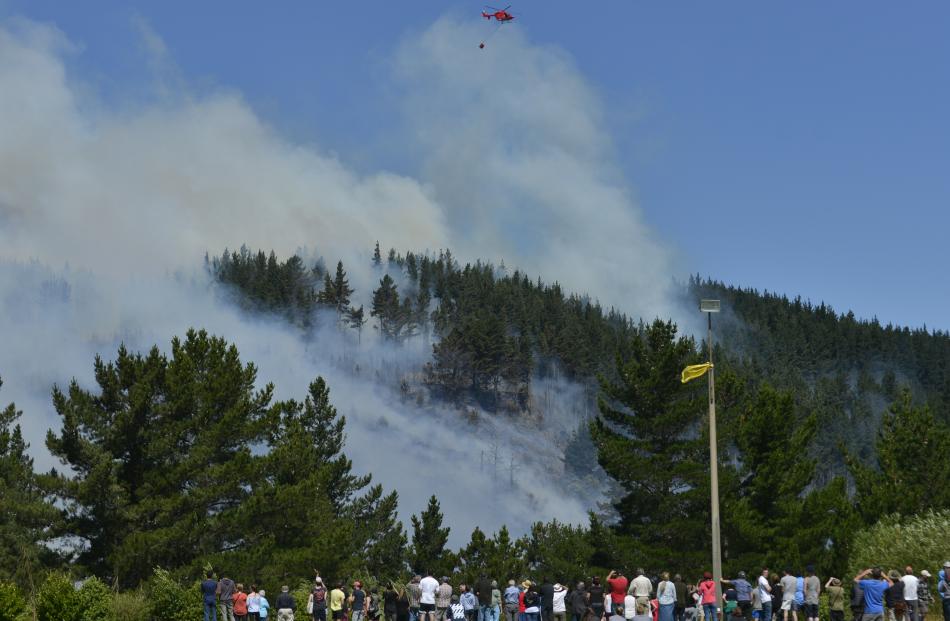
[3,0,948,330]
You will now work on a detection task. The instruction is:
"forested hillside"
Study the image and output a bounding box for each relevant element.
[204,245,950,575]
[4,244,950,592]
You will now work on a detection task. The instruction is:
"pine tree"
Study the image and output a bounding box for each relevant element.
[371,275,401,340]
[332,260,354,314]
[590,319,709,571]
[348,305,367,343]
[724,385,856,575]
[409,495,453,577]
[372,241,382,268]
[847,389,950,523]
[319,272,337,307]
[44,330,277,585]
[0,378,60,588]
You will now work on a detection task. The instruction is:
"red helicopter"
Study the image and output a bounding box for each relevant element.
[482,5,515,23]
[480,5,514,48]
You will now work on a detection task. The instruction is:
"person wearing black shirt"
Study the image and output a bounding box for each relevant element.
[588,577,605,621]
[673,576,687,621]
[384,586,399,621]
[570,582,589,621]
[540,580,555,621]
[276,586,297,621]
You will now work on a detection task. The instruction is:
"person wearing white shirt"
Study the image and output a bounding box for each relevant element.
[624,595,637,620]
[901,567,919,621]
[420,575,441,621]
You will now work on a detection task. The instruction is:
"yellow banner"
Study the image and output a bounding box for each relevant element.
[681,362,713,383]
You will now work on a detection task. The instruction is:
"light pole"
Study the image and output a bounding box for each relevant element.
[700,298,722,616]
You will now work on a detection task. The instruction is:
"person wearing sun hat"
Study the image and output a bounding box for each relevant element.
[917,571,931,620]
[552,584,568,621]
[823,577,845,621]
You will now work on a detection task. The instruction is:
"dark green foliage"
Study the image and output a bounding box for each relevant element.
[687,276,950,418]
[846,389,950,524]
[371,274,404,340]
[45,330,274,586]
[723,386,856,577]
[522,521,594,584]
[0,378,60,588]
[409,496,454,578]
[592,320,709,571]
[209,248,320,324]
[43,331,403,587]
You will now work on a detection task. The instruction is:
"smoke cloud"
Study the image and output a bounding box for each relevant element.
[0,15,666,542]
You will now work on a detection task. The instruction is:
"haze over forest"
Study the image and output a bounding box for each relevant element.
[1,5,949,598]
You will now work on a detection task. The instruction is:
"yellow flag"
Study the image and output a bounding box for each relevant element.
[681,362,713,383]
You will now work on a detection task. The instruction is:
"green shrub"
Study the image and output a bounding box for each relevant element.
[35,573,82,621]
[147,568,203,621]
[848,509,950,576]
[0,581,27,621]
[111,591,149,621]
[77,577,114,621]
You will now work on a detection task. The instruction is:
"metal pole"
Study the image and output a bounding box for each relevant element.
[707,311,723,619]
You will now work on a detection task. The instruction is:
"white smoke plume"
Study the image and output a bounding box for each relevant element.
[0,15,667,542]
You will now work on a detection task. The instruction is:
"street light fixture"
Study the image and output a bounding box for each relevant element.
[701,299,723,616]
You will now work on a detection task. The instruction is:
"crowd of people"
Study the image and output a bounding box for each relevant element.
[198,563,950,621]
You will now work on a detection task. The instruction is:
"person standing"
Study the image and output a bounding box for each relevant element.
[276,586,297,621]
[885,571,904,621]
[420,575,440,621]
[407,577,423,621]
[353,582,369,621]
[260,591,271,621]
[249,586,261,621]
[202,571,219,621]
[722,573,752,621]
[824,578,844,621]
[477,576,495,621]
[631,570,653,615]
[657,574,675,621]
[504,581,521,621]
[901,568,919,621]
[311,580,328,621]
[756,570,771,621]
[803,567,820,621]
[330,582,347,621]
[524,584,542,621]
[570,582,589,621]
[219,573,238,621]
[698,573,717,621]
[235,585,249,621]
[780,570,798,621]
[450,597,469,621]
[438,578,455,621]
[917,571,932,621]
[850,582,865,621]
[552,584,568,621]
[395,588,410,621]
[589,577,605,621]
[854,568,893,621]
[462,585,480,621]
[937,565,950,621]
[541,579,555,621]
[384,584,399,621]
[492,582,503,621]
[607,572,630,618]
[673,576,688,621]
